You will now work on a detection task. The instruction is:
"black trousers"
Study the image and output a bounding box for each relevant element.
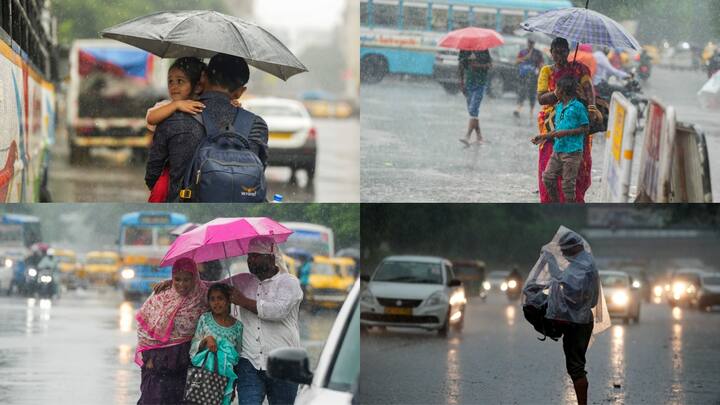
[562,321,593,382]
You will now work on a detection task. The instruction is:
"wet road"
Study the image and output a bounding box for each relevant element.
[0,289,338,405]
[361,293,720,405]
[48,118,359,202]
[360,68,719,202]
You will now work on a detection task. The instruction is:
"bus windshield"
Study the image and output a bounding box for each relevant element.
[0,224,24,246]
[283,224,334,257]
[124,227,153,246]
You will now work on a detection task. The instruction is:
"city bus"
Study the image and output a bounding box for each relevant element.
[118,211,187,300]
[0,213,42,293]
[360,0,571,83]
[281,222,335,258]
[0,0,57,201]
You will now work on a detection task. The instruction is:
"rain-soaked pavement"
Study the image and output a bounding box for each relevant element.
[0,288,338,405]
[361,293,720,405]
[48,118,359,202]
[361,67,720,202]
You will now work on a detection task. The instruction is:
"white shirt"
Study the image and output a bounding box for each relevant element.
[592,51,630,85]
[227,271,303,371]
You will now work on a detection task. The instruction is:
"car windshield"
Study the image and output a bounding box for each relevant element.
[313,262,344,277]
[601,274,629,288]
[487,271,509,280]
[244,104,304,118]
[87,257,117,265]
[675,274,701,285]
[373,261,443,284]
[56,255,75,263]
[703,276,720,285]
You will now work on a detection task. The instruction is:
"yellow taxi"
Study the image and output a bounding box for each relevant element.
[283,254,299,278]
[84,251,122,284]
[305,256,356,308]
[49,248,80,275]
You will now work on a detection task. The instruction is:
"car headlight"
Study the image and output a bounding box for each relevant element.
[672,282,686,297]
[121,268,135,280]
[449,290,466,306]
[632,280,641,289]
[28,268,38,277]
[508,280,518,289]
[500,282,508,292]
[40,275,53,284]
[687,284,696,294]
[425,291,448,306]
[360,288,375,304]
[482,281,491,291]
[653,285,663,297]
[4,258,12,268]
[611,291,629,306]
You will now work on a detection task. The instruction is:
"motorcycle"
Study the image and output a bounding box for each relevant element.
[637,62,651,82]
[595,76,648,127]
[36,266,58,299]
[505,277,522,301]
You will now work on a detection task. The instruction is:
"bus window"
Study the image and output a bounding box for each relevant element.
[431,5,449,32]
[125,228,153,246]
[360,1,369,25]
[403,2,427,31]
[373,1,398,28]
[157,233,172,247]
[472,9,497,29]
[452,6,471,30]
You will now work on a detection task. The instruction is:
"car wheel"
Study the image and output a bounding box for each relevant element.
[441,83,460,94]
[304,164,316,185]
[487,75,504,98]
[361,55,388,84]
[438,308,450,337]
[69,143,90,165]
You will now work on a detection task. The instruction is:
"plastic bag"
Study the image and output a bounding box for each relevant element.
[522,226,611,345]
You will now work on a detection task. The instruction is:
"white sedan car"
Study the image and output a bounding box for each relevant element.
[243,97,317,183]
[267,280,359,405]
[360,255,467,336]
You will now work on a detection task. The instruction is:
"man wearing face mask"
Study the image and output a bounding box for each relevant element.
[227,236,304,405]
[541,231,599,405]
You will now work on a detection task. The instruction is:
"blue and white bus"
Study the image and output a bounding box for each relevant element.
[118,211,187,300]
[360,0,572,83]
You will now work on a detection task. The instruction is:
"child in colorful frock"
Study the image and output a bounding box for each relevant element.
[189,283,244,405]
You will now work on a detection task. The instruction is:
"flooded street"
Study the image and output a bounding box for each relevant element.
[48,118,359,203]
[0,289,338,405]
[361,68,719,202]
[361,293,720,405]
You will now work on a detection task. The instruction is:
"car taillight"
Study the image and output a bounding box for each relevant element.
[77,126,94,135]
[308,127,317,140]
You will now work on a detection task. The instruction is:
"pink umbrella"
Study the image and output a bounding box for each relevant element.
[160,217,293,267]
[438,27,504,51]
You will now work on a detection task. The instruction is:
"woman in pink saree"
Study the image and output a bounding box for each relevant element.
[135,258,208,404]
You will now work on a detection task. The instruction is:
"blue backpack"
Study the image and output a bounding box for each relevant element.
[179,108,267,202]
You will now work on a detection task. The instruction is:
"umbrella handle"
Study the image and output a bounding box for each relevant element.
[572,0,589,64]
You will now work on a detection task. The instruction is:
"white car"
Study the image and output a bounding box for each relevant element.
[484,270,511,292]
[267,280,359,405]
[599,270,641,324]
[360,255,466,336]
[243,97,317,183]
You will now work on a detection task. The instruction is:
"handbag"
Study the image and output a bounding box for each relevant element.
[183,351,228,405]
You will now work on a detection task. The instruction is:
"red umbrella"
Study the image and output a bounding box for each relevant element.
[438,27,504,51]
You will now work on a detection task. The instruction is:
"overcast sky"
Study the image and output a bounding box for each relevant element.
[254,0,346,31]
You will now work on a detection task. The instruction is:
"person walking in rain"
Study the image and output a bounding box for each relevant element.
[458,49,492,147]
[541,231,599,405]
[513,38,544,119]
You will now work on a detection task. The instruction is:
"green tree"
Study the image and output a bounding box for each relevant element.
[53,0,229,45]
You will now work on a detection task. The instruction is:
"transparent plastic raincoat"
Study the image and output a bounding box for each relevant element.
[523,226,611,339]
